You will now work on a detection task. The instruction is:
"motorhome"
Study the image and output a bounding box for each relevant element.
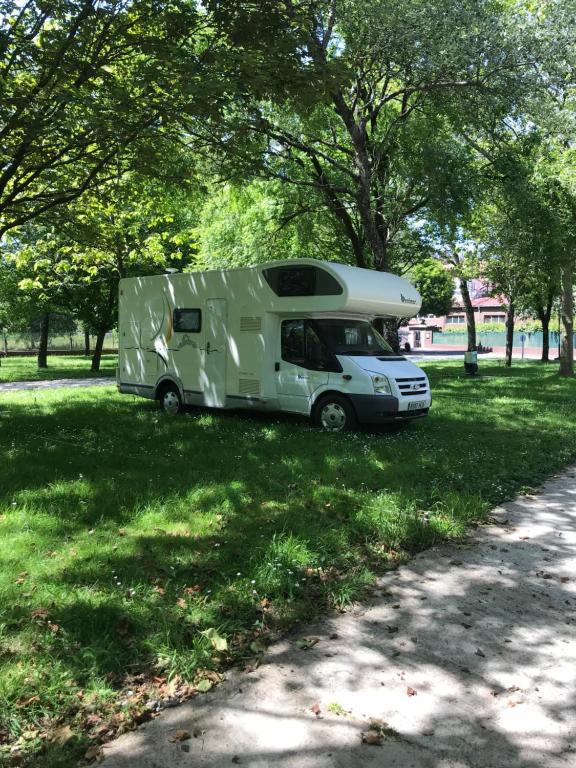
[117,259,431,431]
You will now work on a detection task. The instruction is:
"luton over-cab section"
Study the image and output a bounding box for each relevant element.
[117,260,431,431]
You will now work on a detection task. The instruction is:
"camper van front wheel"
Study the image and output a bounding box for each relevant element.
[159,384,182,416]
[314,395,357,432]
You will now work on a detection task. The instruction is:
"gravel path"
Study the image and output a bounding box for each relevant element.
[99,467,576,768]
[0,377,114,392]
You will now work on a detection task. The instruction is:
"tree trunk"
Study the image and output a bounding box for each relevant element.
[559,263,574,377]
[459,278,476,351]
[37,312,50,369]
[505,303,515,367]
[91,328,106,372]
[2,330,7,357]
[541,314,550,363]
[84,328,91,356]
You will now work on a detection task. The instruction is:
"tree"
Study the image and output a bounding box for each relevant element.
[0,0,309,235]
[194,179,352,269]
[410,259,454,318]
[439,243,483,352]
[203,0,538,279]
[13,172,199,370]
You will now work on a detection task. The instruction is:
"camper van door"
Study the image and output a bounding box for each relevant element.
[276,319,329,413]
[202,299,228,408]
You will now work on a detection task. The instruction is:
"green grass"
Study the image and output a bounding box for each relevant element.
[0,355,117,383]
[1,360,575,766]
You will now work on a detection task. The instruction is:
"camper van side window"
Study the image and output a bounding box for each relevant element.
[173,309,201,333]
[281,320,306,366]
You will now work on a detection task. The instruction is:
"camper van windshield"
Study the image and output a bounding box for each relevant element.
[315,319,398,357]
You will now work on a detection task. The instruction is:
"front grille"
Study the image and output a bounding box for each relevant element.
[395,376,428,397]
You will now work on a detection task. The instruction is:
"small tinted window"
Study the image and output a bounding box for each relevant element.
[263,266,342,297]
[173,308,201,332]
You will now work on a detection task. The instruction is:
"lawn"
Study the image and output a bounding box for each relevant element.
[1,361,576,767]
[0,355,117,383]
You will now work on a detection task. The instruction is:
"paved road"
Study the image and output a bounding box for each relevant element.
[99,467,576,768]
[0,377,114,393]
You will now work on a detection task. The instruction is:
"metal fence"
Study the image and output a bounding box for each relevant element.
[1,331,118,354]
[432,330,576,350]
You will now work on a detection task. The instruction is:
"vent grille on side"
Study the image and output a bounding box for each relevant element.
[239,379,261,397]
[240,316,262,332]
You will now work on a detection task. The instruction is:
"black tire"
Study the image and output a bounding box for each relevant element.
[313,394,357,432]
[158,382,182,416]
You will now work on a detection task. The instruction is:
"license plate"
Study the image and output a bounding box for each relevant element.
[408,400,427,411]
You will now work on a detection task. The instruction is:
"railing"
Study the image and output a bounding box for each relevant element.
[432,330,576,350]
[0,332,118,355]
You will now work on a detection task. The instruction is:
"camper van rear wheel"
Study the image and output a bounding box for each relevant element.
[159,384,182,416]
[314,395,356,432]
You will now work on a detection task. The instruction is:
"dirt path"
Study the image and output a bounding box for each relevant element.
[0,377,113,393]
[99,467,576,768]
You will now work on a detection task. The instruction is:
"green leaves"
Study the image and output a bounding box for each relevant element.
[200,628,228,653]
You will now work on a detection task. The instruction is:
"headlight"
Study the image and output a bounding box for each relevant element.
[372,374,392,395]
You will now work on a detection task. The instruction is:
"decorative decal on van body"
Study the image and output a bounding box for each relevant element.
[177,335,198,349]
[400,293,417,305]
[165,295,173,344]
[150,296,167,341]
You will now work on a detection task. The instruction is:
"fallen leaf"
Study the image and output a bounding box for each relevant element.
[386,625,399,634]
[461,623,472,629]
[361,730,383,745]
[310,703,321,716]
[296,636,320,650]
[84,745,102,761]
[17,695,40,708]
[196,679,213,693]
[475,648,486,658]
[249,640,266,654]
[50,725,74,746]
[407,687,417,697]
[169,730,191,742]
[176,598,187,609]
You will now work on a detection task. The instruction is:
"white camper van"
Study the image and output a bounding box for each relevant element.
[117,260,431,431]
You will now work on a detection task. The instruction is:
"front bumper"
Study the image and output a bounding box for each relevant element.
[348,394,430,424]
